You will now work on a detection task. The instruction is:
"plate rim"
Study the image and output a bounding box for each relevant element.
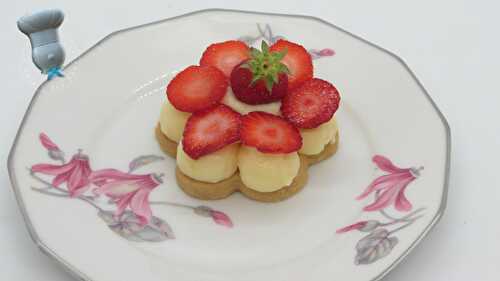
[7,8,451,281]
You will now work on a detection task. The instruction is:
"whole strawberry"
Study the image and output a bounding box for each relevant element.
[230,41,289,105]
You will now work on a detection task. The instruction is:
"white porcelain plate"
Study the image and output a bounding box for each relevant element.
[8,9,450,281]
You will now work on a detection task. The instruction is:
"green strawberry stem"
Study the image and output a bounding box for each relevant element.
[243,40,289,91]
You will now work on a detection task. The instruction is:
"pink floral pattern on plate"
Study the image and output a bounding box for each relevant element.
[30,133,233,242]
[337,155,425,265]
[238,24,335,60]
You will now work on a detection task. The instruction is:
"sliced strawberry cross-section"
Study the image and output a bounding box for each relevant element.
[270,39,313,90]
[281,78,341,129]
[182,104,241,159]
[241,111,302,154]
[200,40,250,78]
[167,65,228,113]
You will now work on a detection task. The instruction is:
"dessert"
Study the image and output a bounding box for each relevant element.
[156,39,341,202]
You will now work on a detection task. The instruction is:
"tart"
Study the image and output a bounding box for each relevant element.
[156,39,341,202]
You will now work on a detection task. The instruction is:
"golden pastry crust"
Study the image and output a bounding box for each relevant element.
[155,124,178,158]
[155,124,339,202]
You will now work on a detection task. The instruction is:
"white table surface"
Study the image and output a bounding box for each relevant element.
[1,0,499,280]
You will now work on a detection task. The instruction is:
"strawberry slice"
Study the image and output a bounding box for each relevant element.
[182,104,241,159]
[241,112,302,153]
[167,65,228,113]
[281,78,340,129]
[270,39,313,90]
[200,40,250,77]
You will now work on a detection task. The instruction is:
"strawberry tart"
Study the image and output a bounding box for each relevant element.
[155,39,341,202]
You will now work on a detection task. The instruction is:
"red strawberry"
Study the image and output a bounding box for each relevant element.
[241,112,302,153]
[281,78,340,129]
[167,65,228,113]
[182,104,241,159]
[270,39,313,90]
[231,63,288,104]
[200,40,250,77]
[230,41,289,105]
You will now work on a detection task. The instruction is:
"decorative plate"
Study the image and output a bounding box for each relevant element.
[8,9,450,281]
